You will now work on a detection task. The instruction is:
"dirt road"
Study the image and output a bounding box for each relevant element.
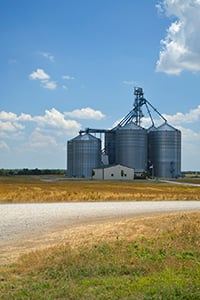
[1,201,200,264]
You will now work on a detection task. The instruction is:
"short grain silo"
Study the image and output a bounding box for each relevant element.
[67,133,101,178]
[115,123,147,171]
[148,123,181,178]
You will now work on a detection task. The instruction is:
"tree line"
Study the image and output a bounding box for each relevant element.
[0,168,65,176]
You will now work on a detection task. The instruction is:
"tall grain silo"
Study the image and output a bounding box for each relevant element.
[115,123,147,171]
[147,124,157,171]
[148,122,181,178]
[67,133,101,178]
[105,128,117,165]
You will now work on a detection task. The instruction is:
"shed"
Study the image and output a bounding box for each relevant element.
[92,164,134,180]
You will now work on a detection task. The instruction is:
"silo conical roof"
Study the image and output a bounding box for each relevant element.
[119,122,142,130]
[157,122,178,131]
[71,133,98,141]
[147,125,157,132]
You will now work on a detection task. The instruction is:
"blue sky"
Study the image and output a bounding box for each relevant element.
[0,0,200,171]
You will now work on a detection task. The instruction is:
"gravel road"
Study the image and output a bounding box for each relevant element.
[1,201,200,245]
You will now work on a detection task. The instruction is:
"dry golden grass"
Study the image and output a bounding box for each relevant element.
[0,176,200,203]
[1,211,200,299]
[2,211,200,272]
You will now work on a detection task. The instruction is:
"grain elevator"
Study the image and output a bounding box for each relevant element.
[67,88,181,179]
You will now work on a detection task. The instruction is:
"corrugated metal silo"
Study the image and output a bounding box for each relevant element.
[148,123,181,178]
[67,139,73,177]
[67,133,101,178]
[115,123,147,171]
[105,129,117,165]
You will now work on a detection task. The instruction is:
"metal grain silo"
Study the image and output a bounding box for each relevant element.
[148,123,181,178]
[115,123,147,171]
[105,128,117,165]
[67,133,101,178]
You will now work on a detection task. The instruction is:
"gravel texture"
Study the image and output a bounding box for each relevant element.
[1,201,200,245]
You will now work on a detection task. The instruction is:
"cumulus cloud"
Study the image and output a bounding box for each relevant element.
[0,120,24,132]
[156,0,200,74]
[0,111,32,133]
[140,104,200,127]
[163,105,200,124]
[177,125,200,141]
[0,111,18,121]
[0,108,81,138]
[29,131,57,147]
[176,125,200,170]
[113,103,200,134]
[18,113,32,121]
[29,68,50,80]
[0,111,27,136]
[29,68,57,90]
[64,107,105,120]
[0,111,32,122]
[34,108,81,133]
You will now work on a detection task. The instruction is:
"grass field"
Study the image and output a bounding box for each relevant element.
[1,176,200,299]
[1,211,200,299]
[0,175,200,203]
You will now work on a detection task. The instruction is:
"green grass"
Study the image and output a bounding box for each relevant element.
[1,213,200,299]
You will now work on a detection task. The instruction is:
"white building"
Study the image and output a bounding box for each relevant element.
[92,164,134,180]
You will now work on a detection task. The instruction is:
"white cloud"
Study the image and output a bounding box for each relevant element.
[0,105,200,170]
[29,131,57,148]
[18,113,33,121]
[176,125,200,170]
[29,68,50,80]
[64,107,105,120]
[163,105,200,124]
[156,0,200,74]
[33,108,81,133]
[41,80,57,90]
[29,68,57,90]
[0,112,33,133]
[0,111,32,122]
[0,108,81,137]
[40,52,55,62]
[62,75,75,80]
[139,104,200,128]
[177,125,200,141]
[0,120,24,132]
